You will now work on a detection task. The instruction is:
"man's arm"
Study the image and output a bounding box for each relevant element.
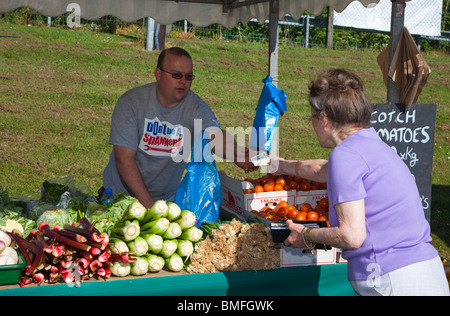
[113,145,156,208]
[208,128,258,173]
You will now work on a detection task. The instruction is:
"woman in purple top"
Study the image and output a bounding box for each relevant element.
[269,69,449,296]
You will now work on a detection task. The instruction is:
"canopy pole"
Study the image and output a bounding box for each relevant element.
[387,0,406,104]
[268,0,279,87]
[326,7,334,49]
[267,0,280,163]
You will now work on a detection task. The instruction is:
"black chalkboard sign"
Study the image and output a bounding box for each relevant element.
[370,103,437,221]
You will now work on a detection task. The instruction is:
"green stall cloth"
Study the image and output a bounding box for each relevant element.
[0,264,353,296]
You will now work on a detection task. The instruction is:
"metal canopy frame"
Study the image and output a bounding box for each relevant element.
[179,0,406,105]
[0,0,406,100]
[168,0,270,12]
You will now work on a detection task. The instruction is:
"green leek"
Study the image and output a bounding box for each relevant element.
[165,253,184,272]
[108,237,129,254]
[112,219,140,242]
[161,222,182,239]
[127,236,148,256]
[145,253,165,272]
[179,227,203,242]
[130,256,149,276]
[141,233,163,254]
[176,240,194,257]
[142,200,168,223]
[125,199,147,222]
[110,260,131,277]
[166,202,182,221]
[140,217,170,235]
[174,210,196,229]
[160,239,178,258]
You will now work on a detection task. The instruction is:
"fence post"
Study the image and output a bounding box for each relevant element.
[326,7,334,49]
[146,17,155,51]
[303,15,310,48]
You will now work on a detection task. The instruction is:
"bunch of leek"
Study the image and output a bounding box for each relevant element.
[109,199,204,276]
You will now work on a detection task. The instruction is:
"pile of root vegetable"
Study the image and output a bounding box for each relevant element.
[188,219,280,273]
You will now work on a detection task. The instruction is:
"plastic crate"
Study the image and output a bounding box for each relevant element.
[0,251,26,285]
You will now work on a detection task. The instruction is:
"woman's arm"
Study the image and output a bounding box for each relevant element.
[285,199,366,250]
[268,157,328,183]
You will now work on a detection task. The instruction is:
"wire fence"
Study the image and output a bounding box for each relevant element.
[1,6,449,52]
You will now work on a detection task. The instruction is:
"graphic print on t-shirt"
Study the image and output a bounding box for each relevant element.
[139,117,184,157]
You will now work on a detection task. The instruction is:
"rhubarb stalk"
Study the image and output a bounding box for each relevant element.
[110,252,137,263]
[79,217,100,234]
[25,241,45,276]
[8,233,33,266]
[39,222,91,252]
[56,229,88,243]
[63,224,104,243]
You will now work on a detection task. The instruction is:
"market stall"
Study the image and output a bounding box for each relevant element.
[0,175,353,296]
[0,0,420,297]
[0,264,352,296]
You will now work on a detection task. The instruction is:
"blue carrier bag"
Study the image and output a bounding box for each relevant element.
[250,75,287,153]
[175,130,221,227]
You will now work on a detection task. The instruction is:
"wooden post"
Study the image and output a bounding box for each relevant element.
[268,0,279,87]
[326,7,334,49]
[268,0,280,162]
[387,0,406,104]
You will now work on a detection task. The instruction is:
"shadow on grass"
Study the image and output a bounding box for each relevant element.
[431,184,450,257]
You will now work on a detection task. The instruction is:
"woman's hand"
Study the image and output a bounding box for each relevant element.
[284,220,308,249]
[283,199,367,251]
[268,157,286,176]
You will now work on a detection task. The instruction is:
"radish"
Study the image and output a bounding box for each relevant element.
[0,230,12,247]
[0,255,16,265]
[1,247,18,263]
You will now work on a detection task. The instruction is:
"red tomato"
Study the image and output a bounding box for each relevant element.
[306,211,319,221]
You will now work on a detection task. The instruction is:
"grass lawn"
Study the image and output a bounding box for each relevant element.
[0,23,449,259]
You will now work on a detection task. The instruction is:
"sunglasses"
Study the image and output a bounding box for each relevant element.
[159,68,196,81]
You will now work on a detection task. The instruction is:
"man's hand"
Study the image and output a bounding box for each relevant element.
[113,145,156,209]
[234,146,259,173]
[209,128,259,173]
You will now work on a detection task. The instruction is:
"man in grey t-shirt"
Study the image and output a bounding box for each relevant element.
[102,47,257,208]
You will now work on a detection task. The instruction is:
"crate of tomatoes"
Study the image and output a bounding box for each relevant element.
[219,172,329,226]
[219,171,296,221]
[244,174,329,225]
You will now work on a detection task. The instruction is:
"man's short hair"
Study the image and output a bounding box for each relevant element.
[157,47,192,69]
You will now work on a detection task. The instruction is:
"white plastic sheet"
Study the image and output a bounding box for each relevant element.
[334,0,442,37]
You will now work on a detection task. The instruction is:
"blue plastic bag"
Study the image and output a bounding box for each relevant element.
[250,75,287,152]
[175,130,221,227]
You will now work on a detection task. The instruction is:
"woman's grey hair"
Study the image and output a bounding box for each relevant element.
[308,68,372,129]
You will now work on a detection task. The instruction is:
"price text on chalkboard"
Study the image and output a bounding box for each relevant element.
[370,104,437,221]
